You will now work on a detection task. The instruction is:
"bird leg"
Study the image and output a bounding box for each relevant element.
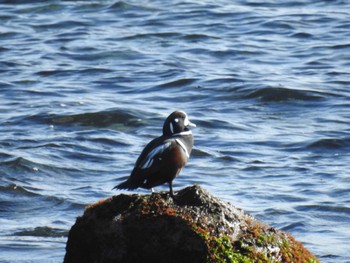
[168,181,174,198]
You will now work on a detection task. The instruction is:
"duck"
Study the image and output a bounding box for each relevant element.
[114,110,196,197]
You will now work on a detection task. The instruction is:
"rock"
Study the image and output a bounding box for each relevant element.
[64,185,319,263]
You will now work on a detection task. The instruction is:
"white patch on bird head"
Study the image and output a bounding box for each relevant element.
[169,122,174,133]
[184,115,190,126]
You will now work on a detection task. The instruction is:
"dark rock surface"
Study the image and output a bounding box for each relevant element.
[64,185,319,263]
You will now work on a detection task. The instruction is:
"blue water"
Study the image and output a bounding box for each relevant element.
[1,1,349,262]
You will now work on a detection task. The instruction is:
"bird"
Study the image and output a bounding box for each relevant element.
[114,110,196,197]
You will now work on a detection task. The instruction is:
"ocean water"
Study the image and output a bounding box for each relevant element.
[1,0,350,262]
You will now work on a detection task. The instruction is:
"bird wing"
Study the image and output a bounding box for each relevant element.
[137,140,172,171]
[132,139,176,189]
[116,138,172,190]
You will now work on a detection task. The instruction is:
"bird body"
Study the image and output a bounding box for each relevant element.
[115,111,195,197]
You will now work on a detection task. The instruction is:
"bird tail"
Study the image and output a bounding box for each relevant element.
[113,180,134,190]
[113,176,144,190]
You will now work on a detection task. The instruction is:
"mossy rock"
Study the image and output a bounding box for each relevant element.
[64,185,319,263]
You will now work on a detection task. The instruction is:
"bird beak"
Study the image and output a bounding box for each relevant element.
[188,120,196,127]
[185,118,196,127]
[183,113,196,127]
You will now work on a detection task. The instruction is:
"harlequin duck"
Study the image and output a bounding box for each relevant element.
[114,110,196,197]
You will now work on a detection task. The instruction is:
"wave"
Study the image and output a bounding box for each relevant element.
[305,137,350,150]
[14,226,68,237]
[296,204,350,215]
[0,183,85,215]
[245,86,326,102]
[0,184,39,197]
[20,108,144,129]
[35,67,113,77]
[281,221,306,232]
[154,78,198,88]
[51,110,143,129]
[1,156,42,173]
[284,137,350,153]
[108,1,156,12]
